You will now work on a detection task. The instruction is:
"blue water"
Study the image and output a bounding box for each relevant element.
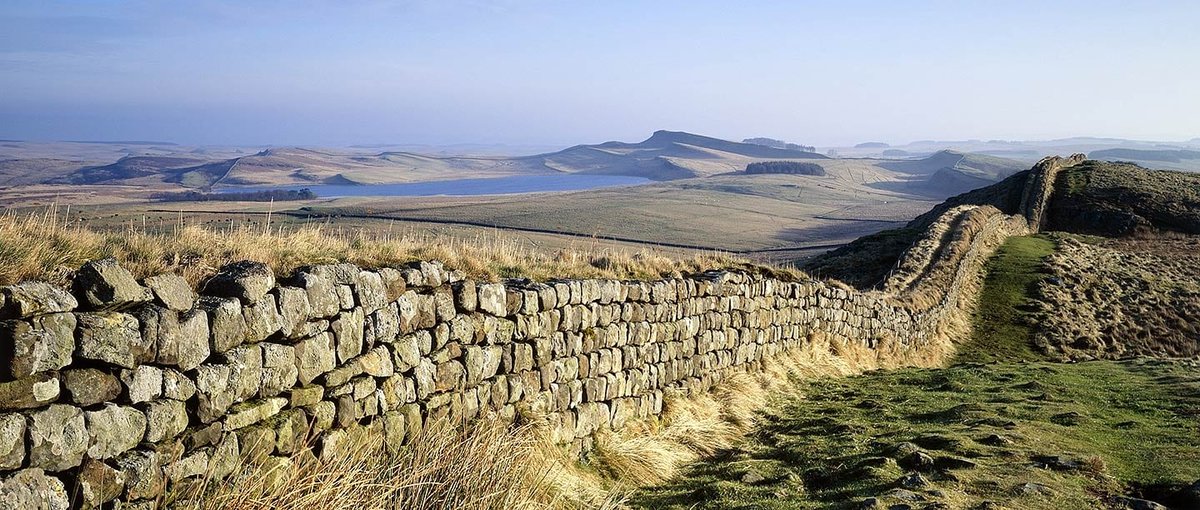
[221,174,651,197]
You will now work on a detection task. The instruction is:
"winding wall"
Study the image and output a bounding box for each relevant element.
[0,157,1082,509]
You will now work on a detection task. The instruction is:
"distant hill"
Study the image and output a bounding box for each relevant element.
[855,142,889,148]
[1089,148,1200,163]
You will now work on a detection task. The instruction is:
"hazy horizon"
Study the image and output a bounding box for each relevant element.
[2,1,1198,147]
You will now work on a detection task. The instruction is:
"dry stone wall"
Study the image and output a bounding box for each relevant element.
[0,180,1057,508]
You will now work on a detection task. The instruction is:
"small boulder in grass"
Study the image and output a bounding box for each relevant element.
[72,258,152,311]
[204,261,275,305]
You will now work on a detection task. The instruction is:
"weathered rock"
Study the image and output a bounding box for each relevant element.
[72,258,152,311]
[184,422,223,450]
[205,261,276,305]
[1115,497,1169,510]
[225,397,286,430]
[119,365,163,404]
[236,425,276,463]
[434,361,465,392]
[140,305,211,371]
[295,332,337,385]
[161,368,197,401]
[0,468,70,510]
[166,449,209,480]
[28,404,87,471]
[0,373,59,410]
[360,345,395,377]
[225,344,263,403]
[261,342,298,397]
[453,280,477,312]
[331,308,365,364]
[84,404,146,459]
[477,283,507,316]
[242,293,284,343]
[1,313,75,379]
[378,268,407,301]
[73,458,125,509]
[198,296,246,353]
[194,364,234,423]
[75,312,147,369]
[294,271,340,318]
[209,432,240,479]
[60,368,120,407]
[289,385,324,408]
[355,270,388,312]
[143,273,196,311]
[143,399,188,443]
[115,450,163,501]
[0,282,77,319]
[272,408,307,455]
[0,412,25,470]
[276,286,312,338]
[464,345,502,386]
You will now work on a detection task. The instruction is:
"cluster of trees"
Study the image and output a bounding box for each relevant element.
[742,137,816,152]
[745,161,826,176]
[153,188,317,202]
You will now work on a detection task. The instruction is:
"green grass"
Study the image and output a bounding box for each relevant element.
[956,234,1056,363]
[631,360,1200,509]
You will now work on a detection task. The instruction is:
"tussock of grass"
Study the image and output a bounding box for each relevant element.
[0,206,776,287]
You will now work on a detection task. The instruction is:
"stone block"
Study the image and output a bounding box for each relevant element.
[1,313,75,379]
[0,373,59,410]
[288,385,324,408]
[331,308,364,364]
[72,258,152,311]
[143,273,196,312]
[294,272,339,319]
[119,365,163,404]
[295,333,336,385]
[161,368,196,401]
[116,450,163,501]
[276,286,313,338]
[224,397,286,430]
[477,283,506,316]
[84,404,146,459]
[193,364,233,423]
[260,342,298,397]
[76,312,147,369]
[225,344,263,402]
[73,458,125,509]
[0,412,25,470]
[29,404,87,471]
[206,261,275,305]
[0,282,77,319]
[354,270,388,312]
[143,399,188,443]
[140,305,210,371]
[0,468,70,510]
[242,293,283,343]
[199,296,246,353]
[360,345,394,377]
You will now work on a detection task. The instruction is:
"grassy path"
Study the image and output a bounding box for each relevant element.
[955,234,1056,363]
[631,235,1200,509]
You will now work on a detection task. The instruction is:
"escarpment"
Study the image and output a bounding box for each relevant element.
[0,156,1085,508]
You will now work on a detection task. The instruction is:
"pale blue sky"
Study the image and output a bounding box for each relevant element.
[1,1,1197,147]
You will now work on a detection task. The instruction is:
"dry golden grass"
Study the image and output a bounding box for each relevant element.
[173,418,623,510]
[0,206,780,287]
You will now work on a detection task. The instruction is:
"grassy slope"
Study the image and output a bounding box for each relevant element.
[633,235,1200,509]
[632,361,1200,510]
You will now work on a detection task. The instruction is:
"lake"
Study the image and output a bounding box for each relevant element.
[221,174,651,198]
